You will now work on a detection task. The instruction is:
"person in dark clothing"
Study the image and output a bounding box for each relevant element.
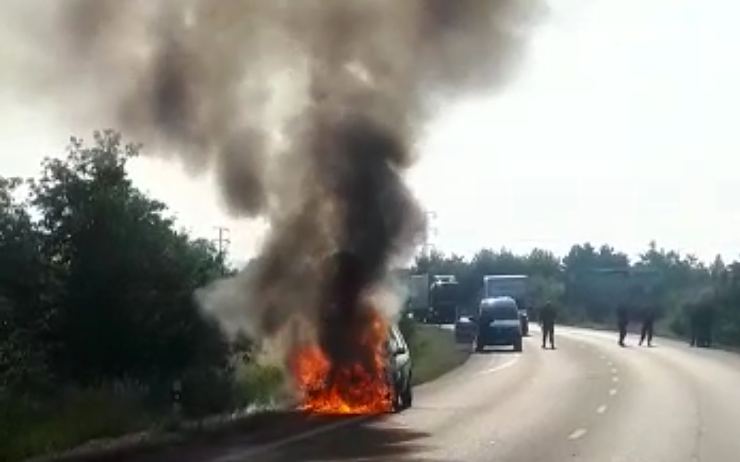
[688,303,701,347]
[690,301,715,347]
[540,301,556,349]
[704,305,715,347]
[617,304,629,347]
[639,306,655,347]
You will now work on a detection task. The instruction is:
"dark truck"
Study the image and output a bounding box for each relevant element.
[407,274,460,324]
[428,277,459,324]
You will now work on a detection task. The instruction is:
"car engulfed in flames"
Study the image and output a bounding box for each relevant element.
[290,309,393,414]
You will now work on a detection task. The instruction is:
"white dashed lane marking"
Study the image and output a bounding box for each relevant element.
[597,404,607,414]
[611,368,618,374]
[568,428,588,440]
[609,388,618,396]
[476,356,520,376]
[612,376,619,383]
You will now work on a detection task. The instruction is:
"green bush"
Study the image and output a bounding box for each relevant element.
[668,308,689,337]
[234,363,284,407]
[0,385,149,462]
[180,367,236,418]
[716,302,740,346]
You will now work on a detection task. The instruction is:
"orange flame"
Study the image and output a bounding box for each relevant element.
[291,309,392,414]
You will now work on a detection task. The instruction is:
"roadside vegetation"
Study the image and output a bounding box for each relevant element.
[0,131,468,462]
[401,321,470,386]
[0,131,282,461]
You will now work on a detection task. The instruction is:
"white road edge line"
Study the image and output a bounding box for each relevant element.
[477,356,520,376]
[213,415,369,462]
[568,428,588,440]
[609,388,618,396]
[596,404,607,414]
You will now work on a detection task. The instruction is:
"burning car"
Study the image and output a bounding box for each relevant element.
[292,316,413,415]
[387,324,413,412]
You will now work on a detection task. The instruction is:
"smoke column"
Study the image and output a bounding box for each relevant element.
[5,0,543,387]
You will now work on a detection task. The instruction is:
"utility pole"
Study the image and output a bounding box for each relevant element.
[422,211,438,258]
[213,226,231,274]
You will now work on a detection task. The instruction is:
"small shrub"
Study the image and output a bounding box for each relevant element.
[234,363,284,407]
[180,367,236,418]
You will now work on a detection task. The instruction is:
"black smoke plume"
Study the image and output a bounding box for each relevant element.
[5,0,543,390]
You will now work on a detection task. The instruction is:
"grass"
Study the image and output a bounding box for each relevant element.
[0,387,152,462]
[409,324,470,386]
[0,363,286,462]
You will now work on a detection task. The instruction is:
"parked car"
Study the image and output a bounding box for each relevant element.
[475,296,523,352]
[387,324,413,411]
[455,315,478,344]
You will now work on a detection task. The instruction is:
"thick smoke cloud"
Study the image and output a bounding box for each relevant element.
[7,0,543,377]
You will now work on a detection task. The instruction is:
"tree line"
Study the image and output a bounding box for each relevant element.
[1,132,279,459]
[413,243,740,345]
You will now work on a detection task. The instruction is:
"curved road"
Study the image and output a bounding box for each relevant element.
[130,327,740,462]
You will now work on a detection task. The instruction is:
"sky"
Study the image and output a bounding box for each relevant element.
[2,0,740,265]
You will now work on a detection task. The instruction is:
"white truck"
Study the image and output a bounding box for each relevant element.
[483,275,530,335]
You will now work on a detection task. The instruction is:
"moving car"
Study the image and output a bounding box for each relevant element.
[475,296,523,352]
[387,324,413,411]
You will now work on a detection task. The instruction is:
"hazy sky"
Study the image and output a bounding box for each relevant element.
[2,0,739,265]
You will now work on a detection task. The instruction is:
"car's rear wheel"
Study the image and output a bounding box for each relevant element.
[401,381,413,409]
[392,387,403,413]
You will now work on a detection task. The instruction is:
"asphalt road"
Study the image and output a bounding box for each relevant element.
[126,327,740,462]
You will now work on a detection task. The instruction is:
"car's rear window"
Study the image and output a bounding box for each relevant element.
[482,305,519,320]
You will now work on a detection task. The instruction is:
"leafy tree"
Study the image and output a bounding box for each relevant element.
[526,248,561,278]
[0,176,53,393]
[561,243,630,322]
[710,254,726,281]
[29,130,228,384]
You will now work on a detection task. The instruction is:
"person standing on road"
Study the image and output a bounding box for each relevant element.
[689,299,715,347]
[540,301,556,349]
[639,305,655,347]
[617,304,629,347]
